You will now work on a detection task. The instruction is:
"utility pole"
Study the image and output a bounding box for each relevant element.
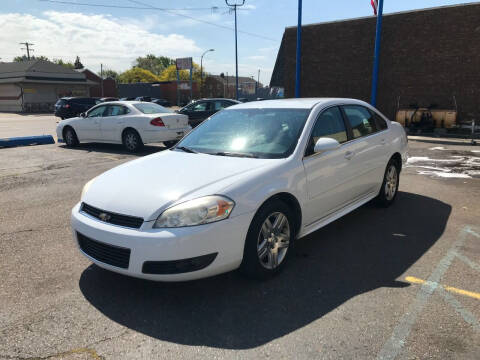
[295,0,302,98]
[100,63,104,97]
[225,0,245,100]
[200,49,214,98]
[226,72,229,98]
[257,69,260,96]
[19,42,34,60]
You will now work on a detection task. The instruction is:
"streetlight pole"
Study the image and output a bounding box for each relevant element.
[225,0,245,100]
[200,49,214,98]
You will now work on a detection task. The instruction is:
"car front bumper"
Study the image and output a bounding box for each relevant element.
[70,202,252,281]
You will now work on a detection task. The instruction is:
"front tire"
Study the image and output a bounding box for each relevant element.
[240,199,295,279]
[122,129,143,152]
[376,159,400,207]
[63,127,79,147]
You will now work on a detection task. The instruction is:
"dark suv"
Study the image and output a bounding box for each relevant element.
[178,98,240,127]
[54,97,100,119]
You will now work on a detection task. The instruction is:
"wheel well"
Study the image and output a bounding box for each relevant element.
[122,127,142,141]
[391,152,402,172]
[62,125,74,137]
[260,192,302,235]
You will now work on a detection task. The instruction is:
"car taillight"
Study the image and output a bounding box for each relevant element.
[64,104,70,108]
[150,117,165,127]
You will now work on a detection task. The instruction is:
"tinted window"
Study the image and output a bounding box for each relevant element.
[192,102,210,112]
[371,111,388,130]
[343,105,376,138]
[213,101,226,111]
[106,105,129,116]
[133,103,173,114]
[222,100,235,108]
[307,107,347,155]
[87,106,107,117]
[177,108,310,159]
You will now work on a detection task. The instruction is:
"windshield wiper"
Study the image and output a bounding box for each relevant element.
[175,146,198,154]
[210,151,259,158]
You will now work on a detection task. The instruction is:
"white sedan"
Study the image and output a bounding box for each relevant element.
[72,98,408,281]
[56,101,191,152]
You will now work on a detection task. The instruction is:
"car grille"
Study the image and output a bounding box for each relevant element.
[77,232,131,269]
[81,203,144,229]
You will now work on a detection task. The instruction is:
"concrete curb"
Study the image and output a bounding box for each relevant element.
[0,135,55,148]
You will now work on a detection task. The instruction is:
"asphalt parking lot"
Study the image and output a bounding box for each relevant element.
[1,125,479,359]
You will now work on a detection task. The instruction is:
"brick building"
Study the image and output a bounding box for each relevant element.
[271,3,480,121]
[203,75,262,100]
[77,69,117,98]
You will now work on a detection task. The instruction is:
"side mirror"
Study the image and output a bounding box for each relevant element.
[313,137,340,153]
[80,112,86,118]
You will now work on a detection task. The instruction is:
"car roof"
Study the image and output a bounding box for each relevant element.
[229,98,370,109]
[195,98,240,102]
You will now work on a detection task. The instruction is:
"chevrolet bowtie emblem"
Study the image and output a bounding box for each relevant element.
[99,212,111,222]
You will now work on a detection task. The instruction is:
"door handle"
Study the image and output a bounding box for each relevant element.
[345,151,355,160]
[381,138,386,145]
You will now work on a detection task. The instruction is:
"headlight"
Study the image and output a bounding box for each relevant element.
[153,195,235,228]
[81,178,96,199]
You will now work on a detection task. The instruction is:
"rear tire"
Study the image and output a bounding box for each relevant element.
[63,127,79,147]
[122,129,143,152]
[376,159,400,207]
[240,199,295,280]
[163,140,178,148]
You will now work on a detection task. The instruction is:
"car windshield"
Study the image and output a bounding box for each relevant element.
[133,103,173,114]
[175,108,311,159]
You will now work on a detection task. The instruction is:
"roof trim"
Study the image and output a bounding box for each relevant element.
[285,2,480,29]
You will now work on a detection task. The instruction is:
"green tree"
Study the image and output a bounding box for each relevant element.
[159,63,202,82]
[134,54,174,76]
[13,55,49,62]
[117,67,161,83]
[52,59,75,69]
[101,69,119,80]
[74,56,84,69]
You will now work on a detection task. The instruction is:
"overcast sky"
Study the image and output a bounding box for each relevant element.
[1,0,475,84]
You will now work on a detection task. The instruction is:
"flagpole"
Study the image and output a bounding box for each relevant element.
[370,0,384,107]
[295,0,302,98]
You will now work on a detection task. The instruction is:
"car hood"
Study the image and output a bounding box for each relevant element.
[82,150,280,221]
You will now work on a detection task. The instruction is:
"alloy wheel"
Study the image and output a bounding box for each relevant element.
[125,133,137,151]
[385,165,398,201]
[257,212,291,270]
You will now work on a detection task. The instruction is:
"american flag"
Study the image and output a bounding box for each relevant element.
[371,0,378,15]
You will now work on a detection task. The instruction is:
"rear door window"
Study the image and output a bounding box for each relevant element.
[214,101,227,111]
[343,105,377,139]
[133,102,172,114]
[106,105,129,116]
[371,110,388,131]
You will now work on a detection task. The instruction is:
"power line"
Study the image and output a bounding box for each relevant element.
[37,0,276,41]
[19,42,34,60]
[128,0,275,41]
[38,0,218,11]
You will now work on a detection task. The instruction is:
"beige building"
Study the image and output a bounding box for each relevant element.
[0,60,95,112]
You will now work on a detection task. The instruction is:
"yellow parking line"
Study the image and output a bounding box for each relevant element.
[406,276,480,300]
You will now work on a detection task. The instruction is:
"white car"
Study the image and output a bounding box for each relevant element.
[56,101,191,151]
[72,98,408,281]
